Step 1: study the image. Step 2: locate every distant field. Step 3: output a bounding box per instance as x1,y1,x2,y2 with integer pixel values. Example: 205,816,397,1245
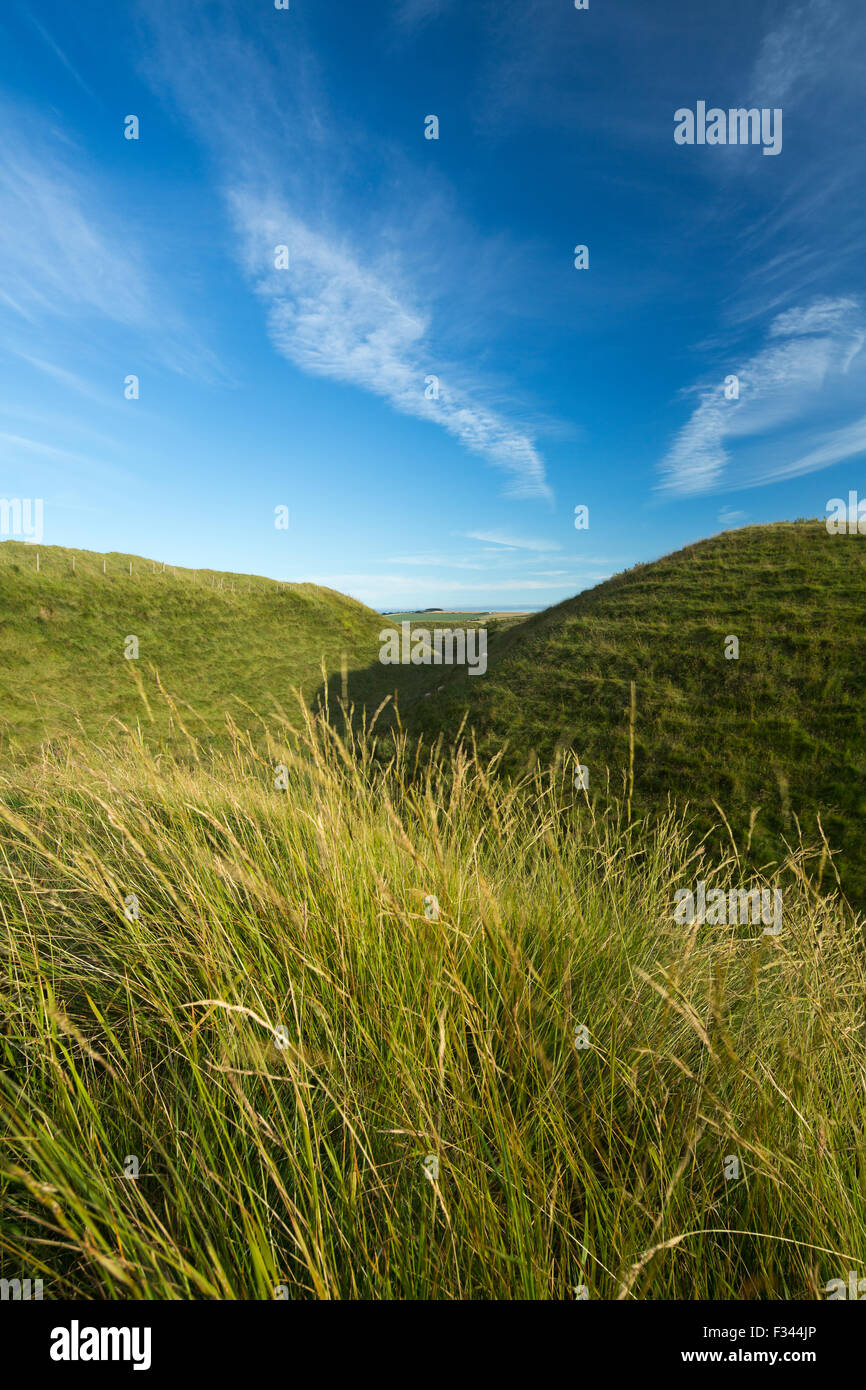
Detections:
381,610,534,626
381,611,487,623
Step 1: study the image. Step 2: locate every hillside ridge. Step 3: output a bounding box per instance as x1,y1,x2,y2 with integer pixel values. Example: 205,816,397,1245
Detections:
399,520,866,900
0,539,382,752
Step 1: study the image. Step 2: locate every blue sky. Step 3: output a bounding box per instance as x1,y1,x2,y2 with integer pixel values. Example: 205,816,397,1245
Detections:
1,0,865,609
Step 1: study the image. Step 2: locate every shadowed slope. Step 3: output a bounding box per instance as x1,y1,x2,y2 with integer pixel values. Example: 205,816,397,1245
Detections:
400,522,866,900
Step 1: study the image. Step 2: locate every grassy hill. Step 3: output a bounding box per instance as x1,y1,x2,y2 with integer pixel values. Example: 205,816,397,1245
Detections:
1,526,865,1300
5,524,866,900
397,521,866,902
0,541,387,753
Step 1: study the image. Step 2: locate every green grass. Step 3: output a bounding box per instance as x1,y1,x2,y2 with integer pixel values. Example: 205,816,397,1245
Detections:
1,522,864,1300
4,522,866,907
0,540,387,753
398,521,866,903
0,702,864,1299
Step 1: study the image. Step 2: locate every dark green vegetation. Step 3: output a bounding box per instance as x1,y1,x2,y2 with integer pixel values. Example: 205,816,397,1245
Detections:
0,541,386,752
396,522,866,903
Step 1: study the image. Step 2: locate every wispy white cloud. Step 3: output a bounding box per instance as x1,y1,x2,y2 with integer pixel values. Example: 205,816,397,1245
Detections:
753,415,866,486
768,298,859,339
658,297,866,495
0,397,124,449
228,190,551,500
0,430,130,485
141,4,554,500
23,11,101,104
393,0,455,31
10,352,114,405
386,553,485,568
0,101,224,383
0,115,152,328
306,572,610,605
749,0,841,106
725,0,866,332
461,528,561,551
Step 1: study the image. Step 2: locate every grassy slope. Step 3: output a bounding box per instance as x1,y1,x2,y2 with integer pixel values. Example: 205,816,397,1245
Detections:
0,713,862,1299
1,530,865,1300
0,541,387,753
400,522,866,901
4,524,866,902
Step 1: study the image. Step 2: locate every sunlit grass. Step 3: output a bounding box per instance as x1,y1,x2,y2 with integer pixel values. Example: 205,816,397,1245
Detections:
1,697,864,1299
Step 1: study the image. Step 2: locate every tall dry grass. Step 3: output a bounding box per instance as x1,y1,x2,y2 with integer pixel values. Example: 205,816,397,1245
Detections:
0,700,863,1299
